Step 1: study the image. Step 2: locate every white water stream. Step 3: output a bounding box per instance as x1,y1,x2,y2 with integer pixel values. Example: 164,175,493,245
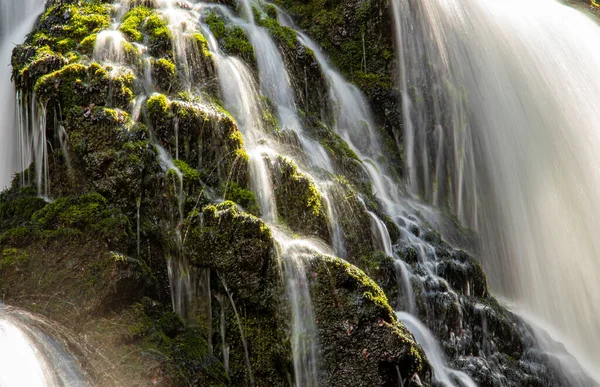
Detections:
0,305,86,386
395,0,600,380
0,0,46,189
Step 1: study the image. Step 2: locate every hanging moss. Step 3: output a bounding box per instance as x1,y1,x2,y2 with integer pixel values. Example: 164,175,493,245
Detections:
223,181,259,216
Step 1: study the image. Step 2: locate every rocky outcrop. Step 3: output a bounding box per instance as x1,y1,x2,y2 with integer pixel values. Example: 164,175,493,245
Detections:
309,256,428,386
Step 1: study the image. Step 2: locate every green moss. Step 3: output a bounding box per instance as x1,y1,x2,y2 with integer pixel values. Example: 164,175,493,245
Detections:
173,160,200,183
255,12,297,49
205,13,255,64
223,181,259,216
273,0,395,104
34,62,134,112
145,95,249,190
12,45,68,91
120,6,173,57
10,1,113,91
60,3,111,41
151,58,177,92
193,32,212,58
273,156,329,239
125,298,230,385
0,248,29,271
79,33,98,55
0,227,31,247
30,193,131,248
146,93,169,121
0,189,47,230
63,105,157,212
120,6,153,42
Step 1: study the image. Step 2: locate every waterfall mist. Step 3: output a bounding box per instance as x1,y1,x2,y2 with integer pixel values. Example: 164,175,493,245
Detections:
395,0,600,380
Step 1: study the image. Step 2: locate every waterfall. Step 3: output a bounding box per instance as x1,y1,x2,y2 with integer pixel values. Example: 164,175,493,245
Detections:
0,0,45,189
201,16,324,385
397,312,477,387
0,305,86,386
394,0,600,381
4,0,596,384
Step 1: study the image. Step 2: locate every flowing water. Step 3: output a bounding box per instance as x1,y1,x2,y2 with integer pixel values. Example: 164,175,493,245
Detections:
394,0,600,380
397,312,477,387
0,0,46,189
3,0,599,384
0,304,86,386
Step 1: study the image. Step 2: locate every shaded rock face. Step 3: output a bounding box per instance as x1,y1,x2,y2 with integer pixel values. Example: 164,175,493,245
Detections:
308,256,428,386
183,202,293,386
370,218,599,387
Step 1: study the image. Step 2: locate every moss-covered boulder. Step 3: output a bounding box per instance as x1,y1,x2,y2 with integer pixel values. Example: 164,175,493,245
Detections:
145,94,249,189
35,62,134,111
12,0,112,90
183,202,275,308
183,201,293,386
60,106,158,213
308,256,429,386
271,156,329,240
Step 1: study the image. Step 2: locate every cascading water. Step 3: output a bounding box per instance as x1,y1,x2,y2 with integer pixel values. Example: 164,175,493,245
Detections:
0,0,46,189
394,0,600,381
5,0,594,384
200,15,324,385
0,304,86,386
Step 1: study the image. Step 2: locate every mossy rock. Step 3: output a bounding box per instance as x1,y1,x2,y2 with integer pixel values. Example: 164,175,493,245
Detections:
120,6,173,58
145,94,249,189
183,202,293,385
151,58,177,92
307,256,429,386
63,106,159,213
123,297,230,386
325,177,377,261
183,202,275,309
271,156,330,240
436,249,488,298
11,0,112,90
205,13,255,66
35,62,134,111
274,0,403,177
